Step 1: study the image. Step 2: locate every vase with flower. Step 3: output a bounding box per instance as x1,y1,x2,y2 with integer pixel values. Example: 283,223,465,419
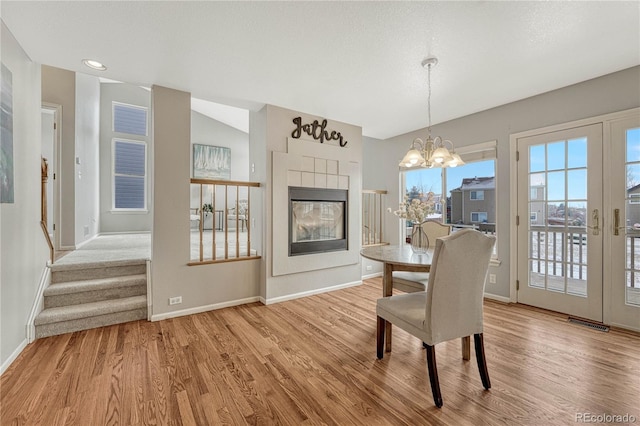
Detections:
390,192,436,253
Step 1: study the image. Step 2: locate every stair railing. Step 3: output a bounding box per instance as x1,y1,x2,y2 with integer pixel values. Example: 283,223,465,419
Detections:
189,178,261,265
362,189,389,247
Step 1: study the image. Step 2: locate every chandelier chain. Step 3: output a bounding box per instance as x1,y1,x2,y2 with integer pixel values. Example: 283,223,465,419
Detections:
427,62,432,137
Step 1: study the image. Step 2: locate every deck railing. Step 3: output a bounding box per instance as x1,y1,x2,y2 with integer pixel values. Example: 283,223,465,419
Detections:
362,189,388,247
528,225,588,280
188,179,261,265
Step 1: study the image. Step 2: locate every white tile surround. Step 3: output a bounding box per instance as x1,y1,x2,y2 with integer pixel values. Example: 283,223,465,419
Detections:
272,138,360,276
287,157,349,190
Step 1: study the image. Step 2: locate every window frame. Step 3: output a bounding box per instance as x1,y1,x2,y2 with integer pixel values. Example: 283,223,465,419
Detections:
470,190,485,200
471,211,488,223
400,140,498,259
111,138,148,212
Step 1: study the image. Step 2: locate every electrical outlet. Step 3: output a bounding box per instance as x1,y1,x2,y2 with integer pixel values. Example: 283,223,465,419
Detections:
489,274,496,284
366,265,373,271
169,296,182,305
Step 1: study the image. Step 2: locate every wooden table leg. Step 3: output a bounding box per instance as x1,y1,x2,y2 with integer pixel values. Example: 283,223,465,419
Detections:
462,336,471,360
383,263,393,352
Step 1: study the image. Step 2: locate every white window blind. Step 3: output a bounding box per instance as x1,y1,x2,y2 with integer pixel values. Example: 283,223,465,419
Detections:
113,140,146,210
113,102,147,136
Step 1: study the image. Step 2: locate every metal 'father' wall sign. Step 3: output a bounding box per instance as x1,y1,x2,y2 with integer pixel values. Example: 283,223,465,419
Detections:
291,117,348,147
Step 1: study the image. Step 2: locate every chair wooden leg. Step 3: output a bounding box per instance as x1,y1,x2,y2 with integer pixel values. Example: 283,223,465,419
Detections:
424,344,443,408
474,333,491,390
376,316,385,359
461,336,471,361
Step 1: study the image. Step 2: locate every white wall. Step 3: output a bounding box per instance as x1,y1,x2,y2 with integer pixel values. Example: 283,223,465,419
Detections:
151,85,260,320
41,65,75,248
99,83,152,233
363,66,640,299
190,110,249,213
74,73,100,244
0,20,48,370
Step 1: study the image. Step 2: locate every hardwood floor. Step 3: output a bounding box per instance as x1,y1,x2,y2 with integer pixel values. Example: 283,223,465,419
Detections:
2,277,639,425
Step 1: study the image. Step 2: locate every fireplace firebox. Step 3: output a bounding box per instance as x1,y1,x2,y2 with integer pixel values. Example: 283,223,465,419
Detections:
289,187,348,256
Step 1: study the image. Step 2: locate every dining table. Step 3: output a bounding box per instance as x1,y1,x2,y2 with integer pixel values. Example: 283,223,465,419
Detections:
360,244,471,359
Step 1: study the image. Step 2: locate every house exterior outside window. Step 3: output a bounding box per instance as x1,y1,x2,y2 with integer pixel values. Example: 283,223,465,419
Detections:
450,177,495,225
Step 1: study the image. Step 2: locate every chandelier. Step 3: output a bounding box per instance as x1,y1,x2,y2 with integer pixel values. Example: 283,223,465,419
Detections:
399,57,464,169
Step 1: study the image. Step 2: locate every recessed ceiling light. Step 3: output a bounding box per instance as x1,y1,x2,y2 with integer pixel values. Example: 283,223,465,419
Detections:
82,59,107,71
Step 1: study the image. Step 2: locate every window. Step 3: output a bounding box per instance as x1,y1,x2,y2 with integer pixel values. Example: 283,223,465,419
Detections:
402,140,498,256
113,102,147,136
113,140,146,210
630,193,640,204
470,190,484,200
530,212,538,221
471,212,488,223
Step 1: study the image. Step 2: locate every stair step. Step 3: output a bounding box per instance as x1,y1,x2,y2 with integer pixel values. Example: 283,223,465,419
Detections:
35,296,147,338
50,259,147,284
44,274,147,308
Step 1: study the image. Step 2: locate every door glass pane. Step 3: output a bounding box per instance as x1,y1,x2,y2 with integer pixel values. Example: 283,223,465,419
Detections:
567,138,587,168
547,141,565,171
529,144,545,173
567,169,587,200
625,127,640,306
547,172,565,202
526,139,587,297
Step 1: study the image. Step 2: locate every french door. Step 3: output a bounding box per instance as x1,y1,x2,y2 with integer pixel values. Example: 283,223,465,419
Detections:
516,110,640,330
606,115,640,331
516,124,603,322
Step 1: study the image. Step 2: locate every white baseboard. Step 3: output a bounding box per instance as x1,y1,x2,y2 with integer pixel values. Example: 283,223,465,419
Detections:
483,292,511,303
262,280,362,305
74,234,98,250
146,260,153,321
150,296,261,321
98,231,151,235
26,264,51,343
59,245,76,251
1,339,28,375
362,272,383,280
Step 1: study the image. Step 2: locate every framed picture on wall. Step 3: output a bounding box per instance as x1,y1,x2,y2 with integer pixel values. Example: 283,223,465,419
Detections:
193,144,231,180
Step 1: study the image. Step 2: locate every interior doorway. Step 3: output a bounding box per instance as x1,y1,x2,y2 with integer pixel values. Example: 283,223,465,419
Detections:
41,103,60,252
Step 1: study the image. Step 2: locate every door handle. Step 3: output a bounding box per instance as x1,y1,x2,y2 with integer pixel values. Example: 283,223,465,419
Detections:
586,209,599,235
614,208,626,236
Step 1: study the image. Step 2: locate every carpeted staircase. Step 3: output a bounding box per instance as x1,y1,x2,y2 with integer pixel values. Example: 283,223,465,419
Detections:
34,259,148,338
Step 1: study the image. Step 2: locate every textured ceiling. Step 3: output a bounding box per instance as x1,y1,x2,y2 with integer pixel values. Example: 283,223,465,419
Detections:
2,1,639,139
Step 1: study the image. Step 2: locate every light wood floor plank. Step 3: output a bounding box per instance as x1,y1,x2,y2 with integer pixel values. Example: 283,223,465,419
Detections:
2,277,639,425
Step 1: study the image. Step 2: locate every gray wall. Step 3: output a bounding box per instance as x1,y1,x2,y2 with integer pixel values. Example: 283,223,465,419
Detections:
99,83,152,233
151,85,260,319
74,73,100,245
0,21,48,370
363,65,640,299
41,65,76,248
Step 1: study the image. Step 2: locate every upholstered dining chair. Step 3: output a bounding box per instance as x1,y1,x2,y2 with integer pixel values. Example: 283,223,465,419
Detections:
392,221,452,293
376,229,496,407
